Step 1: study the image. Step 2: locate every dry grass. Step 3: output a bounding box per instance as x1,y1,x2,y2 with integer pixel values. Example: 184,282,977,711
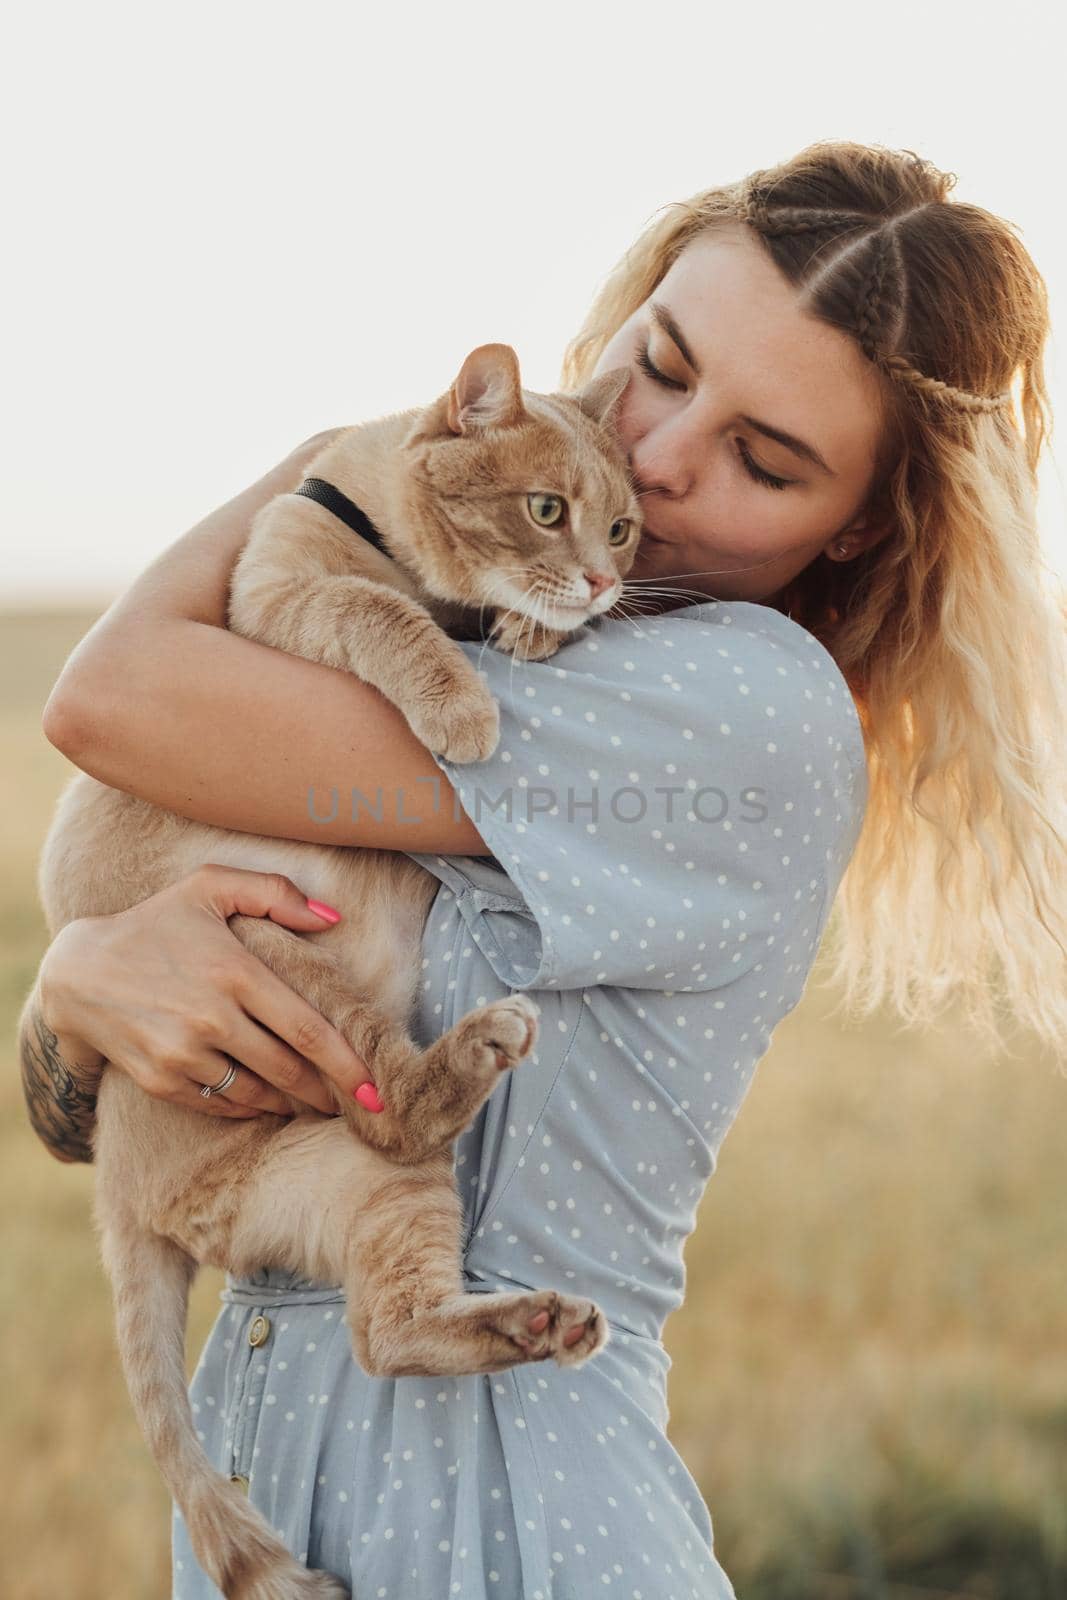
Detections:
2,608,1064,1600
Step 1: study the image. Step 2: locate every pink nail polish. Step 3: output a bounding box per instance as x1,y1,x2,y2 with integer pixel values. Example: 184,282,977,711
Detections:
307,899,341,924
354,1082,384,1114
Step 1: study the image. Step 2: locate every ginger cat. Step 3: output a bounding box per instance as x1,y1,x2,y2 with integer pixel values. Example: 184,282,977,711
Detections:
37,345,640,1599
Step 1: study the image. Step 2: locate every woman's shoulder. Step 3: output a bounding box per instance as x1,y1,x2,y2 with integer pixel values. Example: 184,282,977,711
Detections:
588,598,867,785
604,594,846,681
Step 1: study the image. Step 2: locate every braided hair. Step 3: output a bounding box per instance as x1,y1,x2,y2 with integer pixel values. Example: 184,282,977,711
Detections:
736,175,1014,415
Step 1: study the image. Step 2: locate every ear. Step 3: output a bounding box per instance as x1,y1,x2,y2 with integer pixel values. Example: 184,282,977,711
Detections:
825,513,891,563
573,366,631,430
447,344,526,434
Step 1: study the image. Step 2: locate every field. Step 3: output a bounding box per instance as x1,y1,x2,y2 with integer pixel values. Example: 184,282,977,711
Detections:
1,609,1064,1600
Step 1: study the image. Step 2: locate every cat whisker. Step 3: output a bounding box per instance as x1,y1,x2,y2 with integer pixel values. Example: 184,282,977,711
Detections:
479,604,515,666
627,551,789,583
603,600,654,639
491,578,543,697
610,592,659,614
604,598,655,620
477,572,539,672
622,581,710,597
620,583,714,608
513,603,544,693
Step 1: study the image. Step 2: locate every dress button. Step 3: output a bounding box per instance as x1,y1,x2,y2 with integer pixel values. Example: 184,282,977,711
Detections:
229,1474,250,1494
248,1315,271,1348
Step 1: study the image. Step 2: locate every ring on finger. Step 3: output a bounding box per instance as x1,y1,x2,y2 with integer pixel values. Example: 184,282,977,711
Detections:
200,1059,240,1099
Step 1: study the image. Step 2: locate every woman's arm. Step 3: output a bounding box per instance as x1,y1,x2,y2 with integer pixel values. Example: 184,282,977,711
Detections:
18,977,103,1163
43,432,489,855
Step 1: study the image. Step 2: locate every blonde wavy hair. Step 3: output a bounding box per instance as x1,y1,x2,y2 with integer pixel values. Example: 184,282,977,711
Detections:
561,141,1067,1058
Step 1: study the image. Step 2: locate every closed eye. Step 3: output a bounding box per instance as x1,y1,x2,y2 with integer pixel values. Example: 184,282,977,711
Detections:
735,439,792,491
636,340,686,392
636,338,795,491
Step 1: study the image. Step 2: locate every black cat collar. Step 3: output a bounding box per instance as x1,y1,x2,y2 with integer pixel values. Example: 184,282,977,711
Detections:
293,478,390,558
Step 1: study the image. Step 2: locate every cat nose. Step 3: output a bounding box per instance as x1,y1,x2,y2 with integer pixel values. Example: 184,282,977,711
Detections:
584,570,615,599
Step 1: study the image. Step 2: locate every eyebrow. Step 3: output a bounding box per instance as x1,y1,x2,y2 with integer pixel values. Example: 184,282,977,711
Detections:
648,299,836,477
739,415,835,477
649,301,702,375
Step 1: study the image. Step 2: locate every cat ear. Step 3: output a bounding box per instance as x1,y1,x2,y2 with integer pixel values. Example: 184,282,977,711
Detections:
573,366,632,431
447,344,526,434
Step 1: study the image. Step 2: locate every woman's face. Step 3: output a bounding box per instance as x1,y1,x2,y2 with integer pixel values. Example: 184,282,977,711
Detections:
593,226,890,609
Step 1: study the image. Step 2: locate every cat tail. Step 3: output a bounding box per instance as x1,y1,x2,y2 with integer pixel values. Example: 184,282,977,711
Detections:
94,1204,348,1599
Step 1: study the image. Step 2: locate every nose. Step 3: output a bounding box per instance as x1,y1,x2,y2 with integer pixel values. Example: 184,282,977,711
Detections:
584,570,616,599
631,423,694,501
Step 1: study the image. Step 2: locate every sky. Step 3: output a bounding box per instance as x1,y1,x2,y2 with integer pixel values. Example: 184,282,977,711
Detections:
2,0,1064,605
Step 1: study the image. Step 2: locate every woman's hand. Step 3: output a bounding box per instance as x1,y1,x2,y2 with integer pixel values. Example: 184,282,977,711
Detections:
39,865,375,1120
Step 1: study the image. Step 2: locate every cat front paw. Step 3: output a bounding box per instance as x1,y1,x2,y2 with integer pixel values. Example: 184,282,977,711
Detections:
408,690,500,764
491,613,576,662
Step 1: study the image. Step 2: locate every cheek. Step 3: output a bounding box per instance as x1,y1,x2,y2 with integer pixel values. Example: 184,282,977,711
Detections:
686,476,822,557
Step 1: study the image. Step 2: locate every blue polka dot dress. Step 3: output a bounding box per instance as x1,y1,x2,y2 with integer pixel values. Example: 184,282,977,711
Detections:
172,600,868,1598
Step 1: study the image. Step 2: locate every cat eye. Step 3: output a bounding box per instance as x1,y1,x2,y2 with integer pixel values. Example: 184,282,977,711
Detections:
608,518,632,547
527,492,566,528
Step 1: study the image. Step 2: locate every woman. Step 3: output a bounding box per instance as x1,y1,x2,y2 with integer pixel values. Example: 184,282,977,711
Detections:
21,143,1065,1597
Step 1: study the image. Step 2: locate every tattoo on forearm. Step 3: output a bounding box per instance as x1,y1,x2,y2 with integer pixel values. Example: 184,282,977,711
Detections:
19,1002,99,1164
